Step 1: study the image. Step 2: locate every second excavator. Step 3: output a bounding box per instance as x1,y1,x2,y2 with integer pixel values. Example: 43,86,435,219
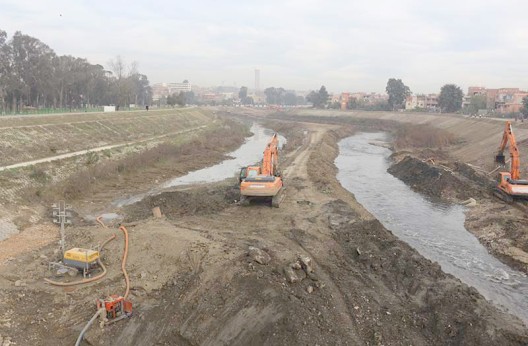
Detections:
494,121,528,202
239,133,284,207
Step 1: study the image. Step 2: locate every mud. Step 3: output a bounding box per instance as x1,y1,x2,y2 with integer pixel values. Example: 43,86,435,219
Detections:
0,111,527,345
389,153,528,274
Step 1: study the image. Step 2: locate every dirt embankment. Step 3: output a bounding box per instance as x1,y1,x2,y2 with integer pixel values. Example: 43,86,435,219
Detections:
234,108,528,274
0,115,527,345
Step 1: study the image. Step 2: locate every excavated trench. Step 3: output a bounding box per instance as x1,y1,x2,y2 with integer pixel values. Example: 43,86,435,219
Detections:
336,132,528,324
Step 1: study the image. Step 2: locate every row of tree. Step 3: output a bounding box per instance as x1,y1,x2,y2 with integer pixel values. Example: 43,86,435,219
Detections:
385,78,464,112
0,30,152,113
237,86,306,106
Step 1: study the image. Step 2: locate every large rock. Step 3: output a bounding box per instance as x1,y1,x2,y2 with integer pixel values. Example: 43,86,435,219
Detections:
283,266,300,283
248,246,271,265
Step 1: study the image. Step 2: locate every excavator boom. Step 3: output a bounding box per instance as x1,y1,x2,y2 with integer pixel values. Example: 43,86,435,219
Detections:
496,121,520,179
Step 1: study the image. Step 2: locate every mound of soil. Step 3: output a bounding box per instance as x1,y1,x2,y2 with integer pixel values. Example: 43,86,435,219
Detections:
388,155,487,201
124,180,240,221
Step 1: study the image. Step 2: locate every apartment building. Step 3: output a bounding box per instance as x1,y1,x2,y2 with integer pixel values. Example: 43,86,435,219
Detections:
405,94,438,110
466,87,528,113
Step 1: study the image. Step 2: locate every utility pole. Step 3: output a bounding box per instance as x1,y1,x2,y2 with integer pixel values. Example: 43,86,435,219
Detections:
52,201,72,255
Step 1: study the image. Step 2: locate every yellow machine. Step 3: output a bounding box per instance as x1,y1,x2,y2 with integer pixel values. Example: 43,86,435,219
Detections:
63,248,100,271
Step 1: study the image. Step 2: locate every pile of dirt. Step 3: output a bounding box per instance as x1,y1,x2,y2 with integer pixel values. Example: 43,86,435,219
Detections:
388,155,488,201
124,180,240,222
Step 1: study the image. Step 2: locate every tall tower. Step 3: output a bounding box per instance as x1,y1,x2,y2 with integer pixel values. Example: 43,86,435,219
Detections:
254,69,261,94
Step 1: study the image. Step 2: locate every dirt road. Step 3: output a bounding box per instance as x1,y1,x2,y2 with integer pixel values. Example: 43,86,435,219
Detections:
0,118,526,345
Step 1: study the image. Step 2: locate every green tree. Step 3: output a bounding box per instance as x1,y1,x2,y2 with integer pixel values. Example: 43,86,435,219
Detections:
318,86,329,106
438,84,464,113
306,91,320,107
264,87,286,104
183,91,195,105
307,85,329,108
283,92,297,106
166,94,175,107
176,91,186,106
464,94,487,115
386,78,410,110
239,86,248,100
348,97,358,109
522,96,528,116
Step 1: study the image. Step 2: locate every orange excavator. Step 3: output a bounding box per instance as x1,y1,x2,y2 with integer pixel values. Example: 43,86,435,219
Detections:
239,133,284,207
494,121,528,202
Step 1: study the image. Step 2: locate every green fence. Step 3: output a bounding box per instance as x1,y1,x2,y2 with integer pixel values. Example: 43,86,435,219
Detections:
1,107,105,116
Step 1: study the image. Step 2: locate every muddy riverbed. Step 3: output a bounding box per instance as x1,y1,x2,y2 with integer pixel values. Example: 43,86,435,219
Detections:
336,132,528,324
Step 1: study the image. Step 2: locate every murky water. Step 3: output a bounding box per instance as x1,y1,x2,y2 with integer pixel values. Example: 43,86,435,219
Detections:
336,132,528,324
114,123,286,206
0,218,18,242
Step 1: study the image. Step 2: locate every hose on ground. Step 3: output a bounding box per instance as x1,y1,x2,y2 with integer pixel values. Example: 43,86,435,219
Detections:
96,215,107,228
44,234,116,287
75,308,105,346
119,225,130,299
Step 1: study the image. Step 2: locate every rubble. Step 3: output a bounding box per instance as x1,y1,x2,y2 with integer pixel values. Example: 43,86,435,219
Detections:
248,246,271,265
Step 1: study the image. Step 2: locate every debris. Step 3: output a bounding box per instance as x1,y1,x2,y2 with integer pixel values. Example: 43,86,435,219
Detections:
283,266,299,283
291,261,302,270
248,246,271,265
299,255,314,273
140,272,147,279
152,207,162,218
307,285,314,294
14,280,26,287
460,198,477,207
356,248,362,256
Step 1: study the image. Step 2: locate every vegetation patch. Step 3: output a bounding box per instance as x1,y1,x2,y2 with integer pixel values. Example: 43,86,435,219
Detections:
28,119,250,201
393,124,456,149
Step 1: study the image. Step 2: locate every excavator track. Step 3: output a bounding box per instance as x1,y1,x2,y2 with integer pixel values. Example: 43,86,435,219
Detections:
493,187,514,203
271,187,285,208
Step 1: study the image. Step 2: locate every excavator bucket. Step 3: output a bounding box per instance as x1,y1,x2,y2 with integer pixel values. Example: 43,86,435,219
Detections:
495,153,506,165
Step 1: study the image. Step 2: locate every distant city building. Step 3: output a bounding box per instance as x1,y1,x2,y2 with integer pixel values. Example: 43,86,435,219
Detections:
151,83,170,101
151,80,191,101
254,69,261,94
168,80,192,94
465,86,528,114
405,94,438,110
340,93,350,110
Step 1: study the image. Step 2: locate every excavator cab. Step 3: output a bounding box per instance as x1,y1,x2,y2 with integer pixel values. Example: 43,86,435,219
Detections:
239,167,247,183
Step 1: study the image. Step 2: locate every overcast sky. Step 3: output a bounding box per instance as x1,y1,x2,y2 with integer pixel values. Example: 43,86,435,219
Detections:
1,0,527,94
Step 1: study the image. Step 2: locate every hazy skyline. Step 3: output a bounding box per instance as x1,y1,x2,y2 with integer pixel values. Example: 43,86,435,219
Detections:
1,0,527,94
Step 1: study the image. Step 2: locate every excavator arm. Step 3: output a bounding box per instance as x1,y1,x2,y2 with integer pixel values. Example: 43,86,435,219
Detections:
261,134,279,176
495,121,521,180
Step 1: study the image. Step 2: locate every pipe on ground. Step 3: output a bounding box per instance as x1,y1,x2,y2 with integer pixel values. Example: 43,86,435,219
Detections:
119,226,130,299
75,308,105,346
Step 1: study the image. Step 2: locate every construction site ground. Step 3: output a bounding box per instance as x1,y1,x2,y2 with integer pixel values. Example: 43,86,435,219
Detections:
0,108,527,345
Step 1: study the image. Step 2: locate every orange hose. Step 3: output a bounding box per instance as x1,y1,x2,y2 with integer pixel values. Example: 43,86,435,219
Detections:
119,226,130,299
44,234,116,287
96,216,107,228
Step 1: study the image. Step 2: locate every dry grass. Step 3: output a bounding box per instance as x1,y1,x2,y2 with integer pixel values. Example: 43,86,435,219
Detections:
30,119,250,201
393,124,456,149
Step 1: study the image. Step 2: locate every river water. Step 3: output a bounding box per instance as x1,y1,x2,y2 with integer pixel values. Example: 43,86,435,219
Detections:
114,123,285,206
335,132,528,324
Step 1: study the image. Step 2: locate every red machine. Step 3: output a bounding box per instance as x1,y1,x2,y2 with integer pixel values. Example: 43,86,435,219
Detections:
96,295,132,324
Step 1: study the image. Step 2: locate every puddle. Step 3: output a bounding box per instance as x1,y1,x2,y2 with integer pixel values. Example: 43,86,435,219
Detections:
0,218,19,241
